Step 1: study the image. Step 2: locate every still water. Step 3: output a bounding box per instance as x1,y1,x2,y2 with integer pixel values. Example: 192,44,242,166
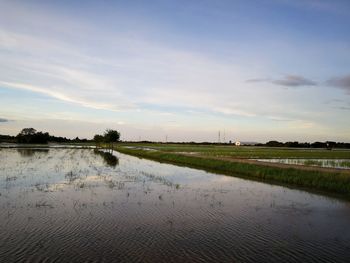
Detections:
253,158,350,169
0,148,350,262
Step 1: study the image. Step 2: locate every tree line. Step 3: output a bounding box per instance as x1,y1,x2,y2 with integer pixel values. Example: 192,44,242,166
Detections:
93,129,120,148
0,128,121,145
256,140,350,149
0,128,92,144
0,128,348,149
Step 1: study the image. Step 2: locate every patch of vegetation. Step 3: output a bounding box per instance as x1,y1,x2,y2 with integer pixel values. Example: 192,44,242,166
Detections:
93,129,120,149
116,146,350,198
119,143,350,159
1,127,92,144
260,140,350,149
65,171,80,183
139,171,180,189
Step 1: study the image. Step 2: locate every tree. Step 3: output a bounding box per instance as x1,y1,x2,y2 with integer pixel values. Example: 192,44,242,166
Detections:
266,140,284,147
93,134,104,147
16,128,50,144
103,129,120,151
19,128,37,136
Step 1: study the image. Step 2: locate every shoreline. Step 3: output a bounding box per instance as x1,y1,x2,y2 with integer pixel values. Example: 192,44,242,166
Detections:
116,146,350,199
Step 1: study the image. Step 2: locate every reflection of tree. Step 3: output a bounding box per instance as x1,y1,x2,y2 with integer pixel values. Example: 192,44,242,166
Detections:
94,149,119,168
17,148,49,157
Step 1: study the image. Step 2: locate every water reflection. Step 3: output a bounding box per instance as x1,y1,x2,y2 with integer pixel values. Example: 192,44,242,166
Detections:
17,148,49,157
94,149,119,168
253,158,350,169
0,148,350,262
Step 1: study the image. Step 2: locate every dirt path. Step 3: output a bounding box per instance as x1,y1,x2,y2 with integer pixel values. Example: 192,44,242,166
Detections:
178,153,350,175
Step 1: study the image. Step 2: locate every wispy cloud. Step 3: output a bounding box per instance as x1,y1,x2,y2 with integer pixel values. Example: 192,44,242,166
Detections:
326,74,350,94
0,0,349,141
334,106,350,111
268,116,293,122
0,81,125,111
245,78,270,83
246,75,317,87
212,107,257,117
272,75,317,87
0,27,266,119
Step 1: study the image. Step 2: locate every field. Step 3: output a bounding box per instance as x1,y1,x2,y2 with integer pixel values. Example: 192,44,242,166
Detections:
2,147,350,261
116,143,350,198
118,143,350,158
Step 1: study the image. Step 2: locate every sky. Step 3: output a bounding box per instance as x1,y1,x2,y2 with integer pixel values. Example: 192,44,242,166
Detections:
0,0,350,142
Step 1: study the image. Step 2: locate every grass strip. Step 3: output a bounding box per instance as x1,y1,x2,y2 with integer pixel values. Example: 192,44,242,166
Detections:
116,146,350,198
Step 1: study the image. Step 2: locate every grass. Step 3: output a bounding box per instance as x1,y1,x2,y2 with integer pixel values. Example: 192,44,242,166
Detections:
115,144,350,198
125,143,350,159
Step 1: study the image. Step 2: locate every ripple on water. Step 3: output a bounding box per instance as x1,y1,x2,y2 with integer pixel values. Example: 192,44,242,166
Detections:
0,148,350,262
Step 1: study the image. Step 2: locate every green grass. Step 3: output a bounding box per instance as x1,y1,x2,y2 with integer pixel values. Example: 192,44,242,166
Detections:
116,144,350,198
120,143,350,159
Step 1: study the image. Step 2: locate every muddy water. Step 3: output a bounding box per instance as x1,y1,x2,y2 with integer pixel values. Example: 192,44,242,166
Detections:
0,148,350,262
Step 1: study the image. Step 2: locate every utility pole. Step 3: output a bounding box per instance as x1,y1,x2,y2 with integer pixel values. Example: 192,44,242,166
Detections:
218,131,221,143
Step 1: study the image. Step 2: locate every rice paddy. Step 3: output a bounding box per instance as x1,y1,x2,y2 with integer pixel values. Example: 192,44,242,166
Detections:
1,146,350,262
117,143,350,197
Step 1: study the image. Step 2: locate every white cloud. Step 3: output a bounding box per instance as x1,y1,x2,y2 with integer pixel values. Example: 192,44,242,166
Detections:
0,0,349,141
0,81,124,111
0,26,265,118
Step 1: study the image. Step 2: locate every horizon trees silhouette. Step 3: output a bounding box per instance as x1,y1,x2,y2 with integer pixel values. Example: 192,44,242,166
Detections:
93,129,120,151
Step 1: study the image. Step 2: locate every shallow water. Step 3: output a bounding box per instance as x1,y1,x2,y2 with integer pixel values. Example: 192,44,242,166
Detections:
0,148,350,262
253,158,350,169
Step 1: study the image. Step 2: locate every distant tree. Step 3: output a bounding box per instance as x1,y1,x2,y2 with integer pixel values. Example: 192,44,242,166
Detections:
266,140,284,147
326,141,336,150
103,129,120,151
32,132,50,144
16,128,49,144
12,128,93,144
298,142,311,148
93,134,104,147
311,141,327,148
285,141,299,148
0,134,16,143
254,141,349,149
19,128,37,136
94,134,104,141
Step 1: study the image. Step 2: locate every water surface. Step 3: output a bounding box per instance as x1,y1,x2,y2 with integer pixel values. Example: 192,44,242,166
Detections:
1,148,350,262
253,158,350,169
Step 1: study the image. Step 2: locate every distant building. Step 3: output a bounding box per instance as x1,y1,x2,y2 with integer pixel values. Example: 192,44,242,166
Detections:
235,141,241,146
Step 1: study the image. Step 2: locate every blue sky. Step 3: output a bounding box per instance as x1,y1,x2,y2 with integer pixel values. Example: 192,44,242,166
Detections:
1,0,350,142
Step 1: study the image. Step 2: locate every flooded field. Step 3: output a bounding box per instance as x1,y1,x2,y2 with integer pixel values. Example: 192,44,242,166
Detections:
1,148,350,262
253,158,350,169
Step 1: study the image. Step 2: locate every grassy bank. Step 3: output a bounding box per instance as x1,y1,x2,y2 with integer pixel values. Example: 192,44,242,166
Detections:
116,145,350,198
118,143,350,159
